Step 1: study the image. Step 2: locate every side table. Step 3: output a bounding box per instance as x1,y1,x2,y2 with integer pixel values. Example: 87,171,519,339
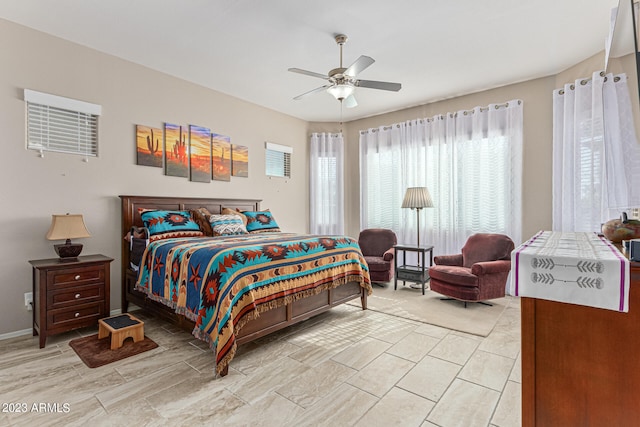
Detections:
394,245,434,295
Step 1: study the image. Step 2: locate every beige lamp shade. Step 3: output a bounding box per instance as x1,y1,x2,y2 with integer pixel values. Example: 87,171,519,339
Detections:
46,214,91,241
46,214,91,260
401,187,434,209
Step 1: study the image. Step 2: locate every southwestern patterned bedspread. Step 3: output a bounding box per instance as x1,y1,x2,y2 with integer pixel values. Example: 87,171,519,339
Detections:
135,233,372,374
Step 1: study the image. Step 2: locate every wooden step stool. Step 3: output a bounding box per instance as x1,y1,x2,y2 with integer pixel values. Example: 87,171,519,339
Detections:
98,313,144,350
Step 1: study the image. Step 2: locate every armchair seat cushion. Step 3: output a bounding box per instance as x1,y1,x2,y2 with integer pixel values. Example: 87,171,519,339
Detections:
429,265,478,287
364,256,392,272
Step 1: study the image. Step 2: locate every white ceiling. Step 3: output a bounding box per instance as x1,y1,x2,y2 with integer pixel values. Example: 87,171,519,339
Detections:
0,0,624,122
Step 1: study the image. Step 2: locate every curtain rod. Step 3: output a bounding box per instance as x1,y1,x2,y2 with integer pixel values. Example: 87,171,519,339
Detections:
456,100,521,117
359,100,522,134
557,71,622,95
310,132,342,138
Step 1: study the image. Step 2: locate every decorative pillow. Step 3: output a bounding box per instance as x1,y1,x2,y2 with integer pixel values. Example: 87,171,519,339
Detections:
221,207,247,225
190,208,213,236
208,214,248,236
141,210,204,241
243,211,281,233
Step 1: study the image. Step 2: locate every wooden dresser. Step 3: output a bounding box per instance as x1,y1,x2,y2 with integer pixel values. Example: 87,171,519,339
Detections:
521,261,640,425
29,254,113,348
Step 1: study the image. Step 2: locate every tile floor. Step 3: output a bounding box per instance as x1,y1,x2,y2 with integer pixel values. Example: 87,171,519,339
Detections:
0,297,521,427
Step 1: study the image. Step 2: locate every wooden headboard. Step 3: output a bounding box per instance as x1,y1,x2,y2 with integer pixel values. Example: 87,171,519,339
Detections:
120,194,260,232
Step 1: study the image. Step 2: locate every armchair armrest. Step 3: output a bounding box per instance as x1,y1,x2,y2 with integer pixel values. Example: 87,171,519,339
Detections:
471,260,511,275
382,247,395,262
434,254,463,266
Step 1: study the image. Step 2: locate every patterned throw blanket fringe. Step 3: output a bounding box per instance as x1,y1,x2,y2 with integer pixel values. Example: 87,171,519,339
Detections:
134,233,371,375
206,273,366,375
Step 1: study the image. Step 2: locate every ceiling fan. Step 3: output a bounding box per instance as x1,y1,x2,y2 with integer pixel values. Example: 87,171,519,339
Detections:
288,34,402,108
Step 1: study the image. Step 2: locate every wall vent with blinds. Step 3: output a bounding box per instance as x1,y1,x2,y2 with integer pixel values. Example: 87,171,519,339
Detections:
24,89,102,158
265,142,292,178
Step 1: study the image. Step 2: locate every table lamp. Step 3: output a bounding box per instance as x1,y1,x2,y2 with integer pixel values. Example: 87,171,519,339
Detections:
401,187,434,248
46,214,91,260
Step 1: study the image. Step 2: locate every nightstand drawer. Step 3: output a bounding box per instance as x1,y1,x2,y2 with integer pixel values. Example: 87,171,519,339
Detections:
48,265,105,288
48,283,105,309
47,302,104,328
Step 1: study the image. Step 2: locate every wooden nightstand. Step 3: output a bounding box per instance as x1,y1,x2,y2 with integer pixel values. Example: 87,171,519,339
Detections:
29,254,113,348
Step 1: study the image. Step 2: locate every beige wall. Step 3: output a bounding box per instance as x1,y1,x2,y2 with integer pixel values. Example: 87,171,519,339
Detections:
0,19,310,336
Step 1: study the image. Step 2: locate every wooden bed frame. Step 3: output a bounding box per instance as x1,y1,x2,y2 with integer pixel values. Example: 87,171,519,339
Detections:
120,195,367,374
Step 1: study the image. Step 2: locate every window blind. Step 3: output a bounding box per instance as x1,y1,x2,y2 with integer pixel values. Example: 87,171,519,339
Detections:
265,142,292,178
24,89,101,157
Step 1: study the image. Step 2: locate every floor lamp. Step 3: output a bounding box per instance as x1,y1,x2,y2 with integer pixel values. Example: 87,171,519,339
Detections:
401,186,434,248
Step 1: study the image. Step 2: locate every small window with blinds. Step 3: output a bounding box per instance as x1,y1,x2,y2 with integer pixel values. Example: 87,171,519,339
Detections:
24,89,102,158
265,142,292,178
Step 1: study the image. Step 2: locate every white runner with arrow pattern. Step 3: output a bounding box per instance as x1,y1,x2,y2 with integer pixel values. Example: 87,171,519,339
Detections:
510,231,629,312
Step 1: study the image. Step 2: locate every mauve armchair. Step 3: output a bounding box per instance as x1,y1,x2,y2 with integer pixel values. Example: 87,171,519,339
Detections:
358,229,397,283
428,233,514,306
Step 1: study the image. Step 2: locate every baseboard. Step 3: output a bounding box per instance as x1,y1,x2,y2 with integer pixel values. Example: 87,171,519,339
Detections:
0,328,32,340
0,308,123,341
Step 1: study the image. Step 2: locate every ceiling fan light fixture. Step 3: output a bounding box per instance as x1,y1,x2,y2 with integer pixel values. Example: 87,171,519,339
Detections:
327,83,355,100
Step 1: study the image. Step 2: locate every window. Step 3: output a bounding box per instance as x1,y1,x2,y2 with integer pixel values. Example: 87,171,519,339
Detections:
24,89,101,158
552,72,640,232
265,142,292,178
360,101,523,254
310,132,344,235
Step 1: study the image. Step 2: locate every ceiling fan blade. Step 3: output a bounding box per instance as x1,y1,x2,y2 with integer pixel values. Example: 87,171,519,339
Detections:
343,94,358,108
293,85,331,100
356,79,402,92
288,68,329,80
345,55,375,77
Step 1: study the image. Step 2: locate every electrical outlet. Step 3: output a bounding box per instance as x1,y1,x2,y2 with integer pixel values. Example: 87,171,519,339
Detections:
24,292,33,311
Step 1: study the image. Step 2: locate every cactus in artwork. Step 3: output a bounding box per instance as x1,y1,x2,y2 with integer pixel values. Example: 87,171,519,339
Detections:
173,134,187,163
146,129,159,155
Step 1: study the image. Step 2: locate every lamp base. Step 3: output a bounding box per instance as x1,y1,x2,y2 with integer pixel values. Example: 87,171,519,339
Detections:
54,241,83,261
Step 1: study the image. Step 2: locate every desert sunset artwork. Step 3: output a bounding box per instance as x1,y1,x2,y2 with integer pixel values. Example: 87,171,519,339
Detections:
231,144,249,177
164,123,188,178
189,125,211,183
136,125,163,167
211,133,231,181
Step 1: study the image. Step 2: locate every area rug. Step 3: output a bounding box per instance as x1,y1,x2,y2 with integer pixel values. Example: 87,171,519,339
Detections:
69,334,158,368
349,283,512,336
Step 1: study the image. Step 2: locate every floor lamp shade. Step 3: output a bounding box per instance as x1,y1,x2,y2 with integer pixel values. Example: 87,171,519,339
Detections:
401,187,434,248
401,187,434,210
46,214,91,259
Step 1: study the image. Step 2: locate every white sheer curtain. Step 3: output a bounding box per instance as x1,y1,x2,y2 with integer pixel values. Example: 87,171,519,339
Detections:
553,72,640,232
360,100,523,255
310,132,344,235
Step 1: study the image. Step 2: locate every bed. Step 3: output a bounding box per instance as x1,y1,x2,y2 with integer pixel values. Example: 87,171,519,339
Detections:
120,195,371,375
